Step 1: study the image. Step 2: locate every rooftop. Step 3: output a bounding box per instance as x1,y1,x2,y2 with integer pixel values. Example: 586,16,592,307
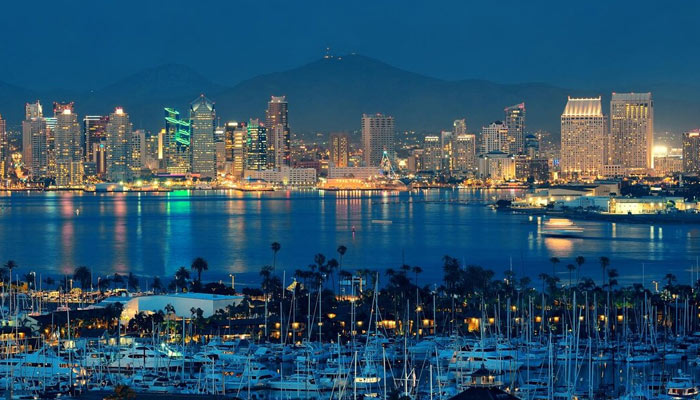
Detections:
562,97,603,117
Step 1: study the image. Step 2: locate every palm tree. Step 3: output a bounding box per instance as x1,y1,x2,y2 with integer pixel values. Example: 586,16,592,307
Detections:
3,260,18,283
174,267,190,292
191,257,208,283
271,242,281,271
599,257,610,288
151,276,163,294
127,272,139,291
549,257,560,280
73,266,91,289
412,266,423,286
112,273,124,289
575,256,585,283
566,264,576,287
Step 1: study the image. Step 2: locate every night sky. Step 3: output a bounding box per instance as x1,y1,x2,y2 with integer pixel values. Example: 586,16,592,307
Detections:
2,1,698,90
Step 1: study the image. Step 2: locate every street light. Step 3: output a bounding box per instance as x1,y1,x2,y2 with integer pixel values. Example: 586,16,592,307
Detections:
229,274,235,292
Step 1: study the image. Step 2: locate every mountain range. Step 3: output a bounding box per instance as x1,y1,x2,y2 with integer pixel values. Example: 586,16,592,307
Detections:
1,54,698,140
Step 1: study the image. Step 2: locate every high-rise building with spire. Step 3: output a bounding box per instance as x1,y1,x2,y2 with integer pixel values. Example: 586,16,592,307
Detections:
189,95,216,178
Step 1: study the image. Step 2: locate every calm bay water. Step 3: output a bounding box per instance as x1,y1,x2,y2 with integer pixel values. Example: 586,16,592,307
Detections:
0,189,699,287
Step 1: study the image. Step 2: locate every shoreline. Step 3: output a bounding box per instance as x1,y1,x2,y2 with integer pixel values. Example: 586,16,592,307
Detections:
508,207,700,224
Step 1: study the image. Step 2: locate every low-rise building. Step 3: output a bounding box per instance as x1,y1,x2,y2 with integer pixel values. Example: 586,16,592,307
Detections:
243,166,317,186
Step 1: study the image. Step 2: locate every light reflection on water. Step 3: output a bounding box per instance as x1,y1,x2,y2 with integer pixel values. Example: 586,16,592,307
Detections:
0,189,699,285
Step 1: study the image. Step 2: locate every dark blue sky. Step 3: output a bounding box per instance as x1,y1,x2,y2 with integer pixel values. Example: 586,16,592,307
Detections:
2,1,698,90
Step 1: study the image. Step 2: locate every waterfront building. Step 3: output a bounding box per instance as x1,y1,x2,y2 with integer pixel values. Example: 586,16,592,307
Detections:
189,95,216,179
163,108,191,174
422,135,442,171
362,113,394,166
477,151,516,181
480,121,509,154
515,156,549,182
329,133,349,167
54,105,83,186
653,154,683,176
683,129,700,174
244,166,317,186
504,103,526,154
560,97,607,177
245,119,267,171
609,92,653,173
328,166,382,180
266,96,290,168
131,129,147,177
105,107,132,182
104,292,244,321
225,121,247,179
22,101,47,177
452,134,477,172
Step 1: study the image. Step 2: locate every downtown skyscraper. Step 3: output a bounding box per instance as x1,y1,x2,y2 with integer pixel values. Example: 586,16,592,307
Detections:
504,103,526,154
245,119,267,171
609,92,653,172
480,121,509,154
361,113,394,167
54,103,83,186
163,108,191,174
683,129,700,174
22,101,47,177
189,95,216,179
329,133,349,168
265,96,290,169
560,97,607,177
105,107,132,182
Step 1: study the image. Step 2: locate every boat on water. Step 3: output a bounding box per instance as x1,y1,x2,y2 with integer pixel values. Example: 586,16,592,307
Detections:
541,218,584,238
666,372,699,399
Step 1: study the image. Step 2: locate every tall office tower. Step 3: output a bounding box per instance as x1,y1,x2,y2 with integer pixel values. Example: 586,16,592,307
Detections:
214,125,226,173
45,116,57,177
245,119,267,171
361,113,394,166
131,129,147,176
22,101,47,177
189,95,216,179
440,130,453,170
231,122,247,178
609,92,653,171
83,115,108,162
560,97,607,177
163,108,191,174
452,134,477,172
480,121,509,154
423,135,442,171
104,107,132,182
54,106,83,186
265,96,290,168
453,119,467,135
504,103,526,154
224,122,237,163
683,129,700,174
329,133,349,167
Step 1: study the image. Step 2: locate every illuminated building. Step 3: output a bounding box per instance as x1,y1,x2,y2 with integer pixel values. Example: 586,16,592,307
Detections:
131,129,147,177
22,101,47,177
560,97,607,177
328,166,382,180
524,134,540,158
362,113,394,166
329,133,349,167
224,121,247,178
54,106,83,186
515,156,549,182
452,134,476,172
480,121,509,154
609,92,653,172
0,114,6,162
683,129,700,174
189,95,216,179
215,125,225,173
244,166,316,186
477,151,516,181
422,135,442,171
105,107,132,182
266,96,290,168
163,108,191,174
504,103,525,154
453,118,467,135
83,115,108,162
245,119,267,171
